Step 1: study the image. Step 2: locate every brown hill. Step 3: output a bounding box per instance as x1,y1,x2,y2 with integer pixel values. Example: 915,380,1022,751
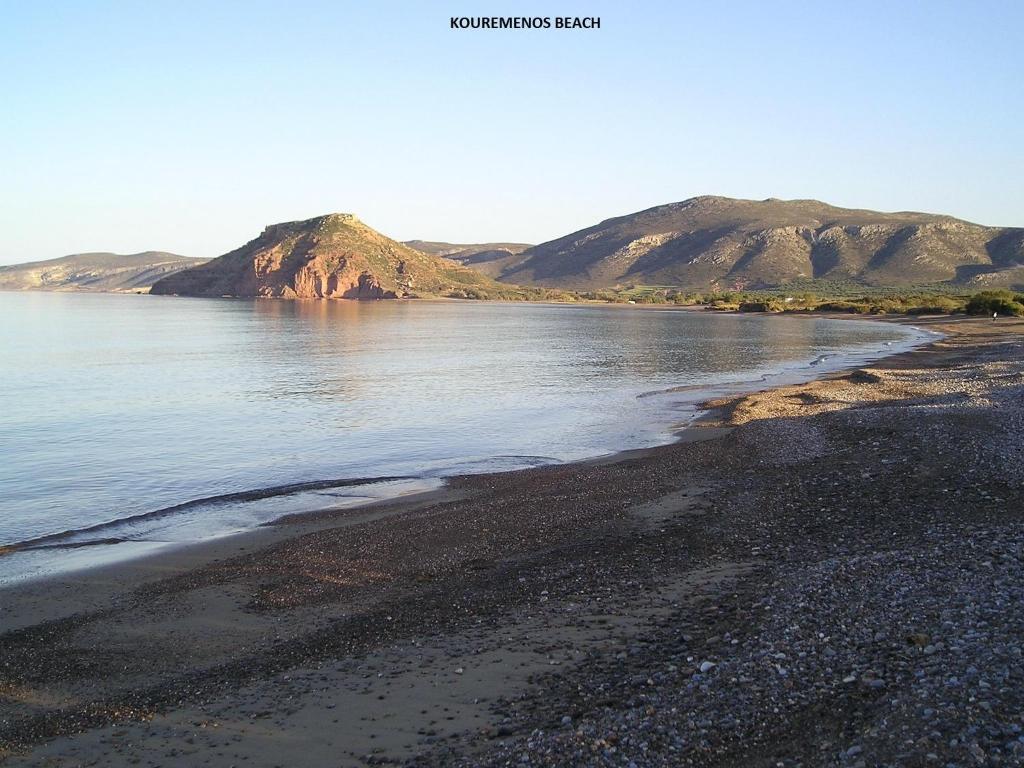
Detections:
496,197,1024,290
0,252,205,293
151,214,499,299
404,241,532,279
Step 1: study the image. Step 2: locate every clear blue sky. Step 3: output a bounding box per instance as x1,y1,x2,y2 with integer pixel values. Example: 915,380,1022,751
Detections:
1,0,1021,264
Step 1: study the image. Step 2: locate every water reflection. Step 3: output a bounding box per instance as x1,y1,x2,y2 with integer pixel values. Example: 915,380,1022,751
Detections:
0,293,919,550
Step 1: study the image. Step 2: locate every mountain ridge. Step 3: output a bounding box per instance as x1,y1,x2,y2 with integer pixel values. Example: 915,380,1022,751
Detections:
493,196,1024,290
403,240,532,279
0,252,206,293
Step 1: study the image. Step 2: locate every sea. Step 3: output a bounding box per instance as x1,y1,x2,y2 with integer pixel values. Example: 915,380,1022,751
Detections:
0,292,931,583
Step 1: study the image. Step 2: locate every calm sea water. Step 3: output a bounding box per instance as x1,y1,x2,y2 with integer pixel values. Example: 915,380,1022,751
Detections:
0,292,926,581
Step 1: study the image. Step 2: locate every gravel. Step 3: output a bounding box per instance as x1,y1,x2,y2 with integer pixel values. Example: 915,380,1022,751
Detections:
416,323,1024,767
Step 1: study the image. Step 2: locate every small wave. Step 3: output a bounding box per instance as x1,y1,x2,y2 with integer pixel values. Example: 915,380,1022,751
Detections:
20,537,130,551
638,323,929,402
3,474,414,554
638,368,779,400
421,455,560,476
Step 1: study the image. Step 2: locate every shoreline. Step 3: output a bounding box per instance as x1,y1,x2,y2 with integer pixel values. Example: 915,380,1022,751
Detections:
1,315,1021,767
5,282,997,321
0,312,930,589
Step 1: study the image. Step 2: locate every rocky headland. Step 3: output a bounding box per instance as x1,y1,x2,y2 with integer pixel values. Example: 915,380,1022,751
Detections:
150,214,499,300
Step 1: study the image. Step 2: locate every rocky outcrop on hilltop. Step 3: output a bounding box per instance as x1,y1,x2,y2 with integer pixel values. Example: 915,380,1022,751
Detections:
151,214,497,299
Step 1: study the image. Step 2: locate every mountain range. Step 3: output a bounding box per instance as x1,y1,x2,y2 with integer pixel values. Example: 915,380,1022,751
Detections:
492,196,1024,290
7,197,1023,298
150,214,498,299
403,241,532,279
0,252,205,293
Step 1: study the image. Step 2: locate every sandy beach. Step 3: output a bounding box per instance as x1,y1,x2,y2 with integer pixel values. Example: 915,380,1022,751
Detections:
1,315,1022,768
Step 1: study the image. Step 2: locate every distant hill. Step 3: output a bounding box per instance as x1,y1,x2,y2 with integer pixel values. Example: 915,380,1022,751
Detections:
494,196,1024,291
0,252,205,293
152,214,502,299
404,240,532,279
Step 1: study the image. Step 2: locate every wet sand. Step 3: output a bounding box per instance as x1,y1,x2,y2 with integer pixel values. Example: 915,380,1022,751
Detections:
1,315,1022,767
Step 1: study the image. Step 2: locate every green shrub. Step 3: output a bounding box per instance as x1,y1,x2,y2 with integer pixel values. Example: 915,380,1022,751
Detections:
814,301,871,314
964,291,1024,317
738,299,784,312
903,296,962,315
634,292,668,304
